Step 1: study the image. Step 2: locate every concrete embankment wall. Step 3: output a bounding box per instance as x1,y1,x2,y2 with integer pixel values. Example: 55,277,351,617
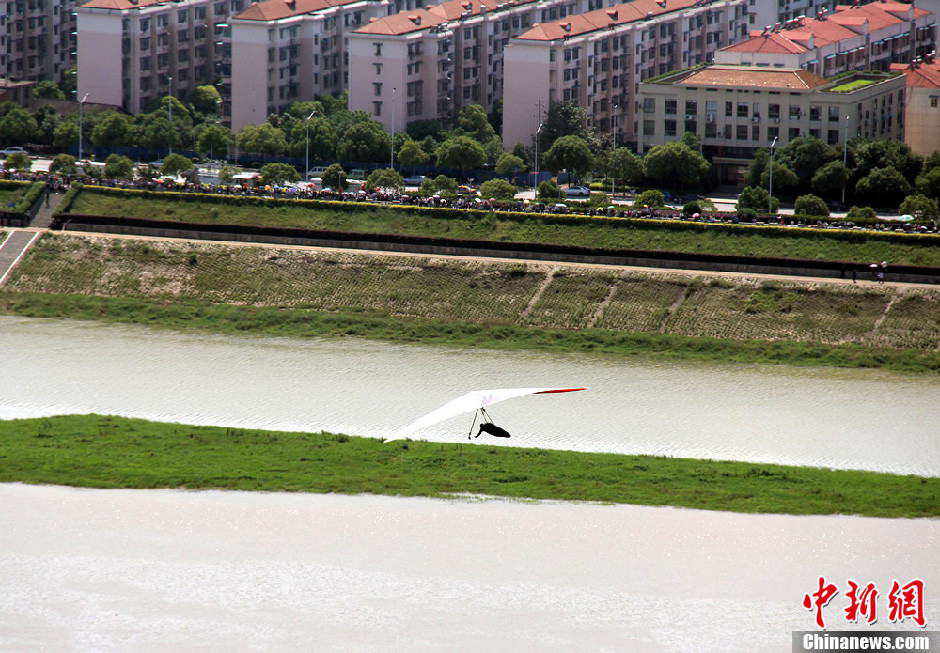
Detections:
55,214,940,285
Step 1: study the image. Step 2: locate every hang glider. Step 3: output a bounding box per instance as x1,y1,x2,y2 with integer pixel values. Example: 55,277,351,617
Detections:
388,387,587,442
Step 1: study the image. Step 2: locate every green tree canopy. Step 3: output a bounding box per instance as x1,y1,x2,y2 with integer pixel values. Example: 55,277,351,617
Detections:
811,161,850,199
321,163,347,191
406,119,444,141
851,139,922,183
236,123,288,156
195,124,232,158
777,136,835,186
397,138,429,169
606,147,644,185
287,116,336,161
494,153,525,176
336,121,390,163
915,166,940,199
899,194,939,222
541,135,593,177
436,135,486,172
478,178,517,200
191,85,222,114
846,206,877,220
794,194,830,217
737,186,779,213
162,153,194,177
260,162,300,185
285,100,324,121
644,142,709,189
32,80,65,100
633,189,666,208
0,107,38,145
137,115,180,152
759,162,799,195
457,104,497,144
53,120,79,149
103,153,135,179
537,180,560,200
539,101,592,154
679,131,701,150
90,111,133,147
855,166,911,207
365,167,404,191
49,153,77,175
5,151,31,171
218,165,237,185
745,149,770,188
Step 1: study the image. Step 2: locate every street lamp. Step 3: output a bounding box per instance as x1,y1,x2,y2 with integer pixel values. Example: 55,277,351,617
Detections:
841,115,850,206
768,135,778,215
533,97,545,197
390,87,397,170
611,102,619,196
166,75,174,156
78,93,89,163
304,109,317,180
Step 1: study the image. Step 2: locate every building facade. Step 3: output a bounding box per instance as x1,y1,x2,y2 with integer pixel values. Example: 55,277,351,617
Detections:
348,0,605,135
76,0,243,116
890,56,940,155
636,65,906,181
501,0,750,149
0,0,77,82
718,1,935,77
230,0,392,130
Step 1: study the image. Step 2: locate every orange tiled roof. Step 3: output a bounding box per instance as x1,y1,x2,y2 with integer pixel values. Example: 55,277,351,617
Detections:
81,0,166,9
516,0,700,41
355,0,538,35
890,60,940,88
235,0,362,21
680,66,828,89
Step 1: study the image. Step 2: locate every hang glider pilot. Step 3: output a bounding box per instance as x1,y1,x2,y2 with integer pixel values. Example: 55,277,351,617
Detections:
476,422,511,438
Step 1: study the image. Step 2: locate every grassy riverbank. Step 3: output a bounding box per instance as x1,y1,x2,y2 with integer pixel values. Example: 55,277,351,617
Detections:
2,234,938,372
68,188,940,266
2,415,937,517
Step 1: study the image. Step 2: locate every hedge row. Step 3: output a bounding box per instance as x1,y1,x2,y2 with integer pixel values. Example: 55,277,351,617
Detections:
76,185,940,246
54,182,83,217
12,182,46,215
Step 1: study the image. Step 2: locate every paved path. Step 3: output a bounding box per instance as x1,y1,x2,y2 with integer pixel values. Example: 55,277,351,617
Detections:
0,230,40,286
29,190,65,229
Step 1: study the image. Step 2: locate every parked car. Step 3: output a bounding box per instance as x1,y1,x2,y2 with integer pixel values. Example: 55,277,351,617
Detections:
403,175,426,186
0,147,27,158
564,186,590,197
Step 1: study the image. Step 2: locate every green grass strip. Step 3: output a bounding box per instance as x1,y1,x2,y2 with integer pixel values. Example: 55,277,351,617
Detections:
1,291,938,374
2,415,937,518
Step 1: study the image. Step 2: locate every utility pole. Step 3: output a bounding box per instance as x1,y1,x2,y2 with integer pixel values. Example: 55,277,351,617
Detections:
78,93,89,162
768,136,778,214
390,87,397,170
533,97,543,197
304,109,316,180
611,102,619,196
841,115,849,206
167,76,174,156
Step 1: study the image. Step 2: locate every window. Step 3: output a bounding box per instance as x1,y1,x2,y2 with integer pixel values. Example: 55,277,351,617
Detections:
724,101,732,117
372,101,382,116
373,63,382,75
737,102,748,118
664,119,677,136
373,82,382,95
685,100,697,116
828,106,839,122
665,99,677,115
768,103,779,119
723,124,732,139
643,119,654,136
752,125,759,140
931,96,939,108
789,105,801,120
373,42,382,56
643,98,655,113
788,127,800,139
767,126,779,140
827,129,839,145
736,125,748,140
178,9,188,23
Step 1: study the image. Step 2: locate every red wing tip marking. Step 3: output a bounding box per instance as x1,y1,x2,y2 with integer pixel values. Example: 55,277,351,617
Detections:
534,388,587,394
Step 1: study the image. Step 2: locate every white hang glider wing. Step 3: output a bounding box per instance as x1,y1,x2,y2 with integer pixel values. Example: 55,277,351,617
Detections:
389,387,587,441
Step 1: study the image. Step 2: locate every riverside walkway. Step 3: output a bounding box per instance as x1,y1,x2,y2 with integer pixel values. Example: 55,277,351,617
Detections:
0,230,41,286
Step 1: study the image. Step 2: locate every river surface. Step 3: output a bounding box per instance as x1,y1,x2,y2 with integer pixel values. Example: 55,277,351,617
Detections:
1,484,936,652
1,316,938,475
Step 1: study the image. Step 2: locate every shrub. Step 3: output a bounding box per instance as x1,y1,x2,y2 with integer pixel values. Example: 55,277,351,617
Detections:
103,154,134,180
259,162,300,186
794,194,830,218
587,191,611,209
899,194,939,223
737,186,779,213
682,200,701,217
321,163,347,191
846,206,877,221
634,189,665,208
4,151,31,171
365,168,404,191
478,178,517,200
162,153,195,178
537,180,560,200
49,153,77,176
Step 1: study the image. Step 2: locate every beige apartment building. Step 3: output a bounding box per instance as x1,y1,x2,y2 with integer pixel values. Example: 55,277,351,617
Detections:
230,0,392,129
636,65,905,182
77,0,243,115
347,0,605,134
717,1,935,77
501,0,750,149
890,57,940,155
1,0,77,82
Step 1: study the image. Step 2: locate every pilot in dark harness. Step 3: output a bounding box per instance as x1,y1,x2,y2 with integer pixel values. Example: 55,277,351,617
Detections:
472,408,511,439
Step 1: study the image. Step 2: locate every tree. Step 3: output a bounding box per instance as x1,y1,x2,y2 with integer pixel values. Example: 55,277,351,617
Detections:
218,165,237,185
924,151,940,173
777,136,835,186
236,123,287,155
137,116,179,152
679,131,701,151
285,100,324,121
287,117,336,161
915,166,940,199
759,162,799,196
436,135,486,173
406,119,444,141
541,135,593,178
811,161,850,199
495,153,525,177
846,206,877,221
157,95,191,122
321,163,347,191
53,121,79,149
478,178,517,200
511,142,530,167
260,162,300,185
457,104,497,144
899,194,939,222
4,151,31,171
32,80,65,100
365,167,404,191
49,153,77,175
195,124,232,159
162,153,194,177
587,191,611,208
103,153,135,179
422,175,459,196
537,180,560,200
682,201,701,217
737,186,779,213
0,107,38,145
336,121,390,163
191,85,222,114
90,111,132,147
606,147,644,186
794,194,830,217
633,189,665,208
855,166,911,207
644,142,710,189
851,139,922,183
745,149,770,188
397,138,429,170
539,101,592,153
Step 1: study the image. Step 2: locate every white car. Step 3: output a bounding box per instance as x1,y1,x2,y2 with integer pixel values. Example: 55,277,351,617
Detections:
564,186,590,197
0,147,27,158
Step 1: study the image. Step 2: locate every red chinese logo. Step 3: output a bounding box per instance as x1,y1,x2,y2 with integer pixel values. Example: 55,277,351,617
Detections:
803,577,926,629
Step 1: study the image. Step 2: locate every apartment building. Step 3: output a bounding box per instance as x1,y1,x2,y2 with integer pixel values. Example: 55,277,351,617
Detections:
348,0,604,134
636,65,905,181
890,55,940,155
230,0,391,129
501,0,749,149
718,1,935,77
0,0,77,82
77,0,243,115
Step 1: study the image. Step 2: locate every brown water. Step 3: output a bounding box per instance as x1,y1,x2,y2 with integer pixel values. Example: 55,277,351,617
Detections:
1,316,938,475
0,484,936,651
